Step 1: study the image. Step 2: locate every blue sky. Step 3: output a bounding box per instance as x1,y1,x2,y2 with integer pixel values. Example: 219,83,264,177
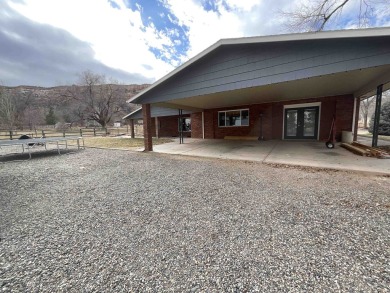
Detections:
1,0,389,86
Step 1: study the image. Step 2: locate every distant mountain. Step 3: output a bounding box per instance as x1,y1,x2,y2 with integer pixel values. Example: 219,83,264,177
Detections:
2,84,150,105
0,84,150,129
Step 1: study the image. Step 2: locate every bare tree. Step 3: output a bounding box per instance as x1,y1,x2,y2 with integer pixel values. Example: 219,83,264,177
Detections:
10,90,35,129
23,107,45,130
281,0,387,32
360,90,390,129
360,96,375,129
63,71,127,128
0,87,16,130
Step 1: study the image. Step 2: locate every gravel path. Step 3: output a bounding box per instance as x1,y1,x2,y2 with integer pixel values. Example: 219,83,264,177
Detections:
1,148,389,292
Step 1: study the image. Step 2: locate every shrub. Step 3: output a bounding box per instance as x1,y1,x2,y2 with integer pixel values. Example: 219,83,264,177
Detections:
369,101,390,135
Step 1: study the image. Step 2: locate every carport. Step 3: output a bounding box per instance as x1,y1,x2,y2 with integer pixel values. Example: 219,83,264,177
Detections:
126,28,390,152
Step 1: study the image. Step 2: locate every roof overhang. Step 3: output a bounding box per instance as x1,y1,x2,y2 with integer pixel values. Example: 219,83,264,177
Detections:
149,65,390,110
128,27,390,105
123,106,193,120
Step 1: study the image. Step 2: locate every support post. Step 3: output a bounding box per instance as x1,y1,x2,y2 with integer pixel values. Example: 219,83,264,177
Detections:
142,104,153,151
130,119,135,139
353,98,360,142
372,84,383,147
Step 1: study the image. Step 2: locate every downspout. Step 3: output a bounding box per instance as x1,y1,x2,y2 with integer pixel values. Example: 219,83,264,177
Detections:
202,111,205,139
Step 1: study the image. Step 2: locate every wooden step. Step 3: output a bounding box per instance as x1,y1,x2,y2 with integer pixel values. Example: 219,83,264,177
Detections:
340,143,369,156
351,142,389,158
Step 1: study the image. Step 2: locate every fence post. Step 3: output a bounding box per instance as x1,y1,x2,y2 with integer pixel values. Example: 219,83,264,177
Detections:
93,128,96,136
9,131,13,140
63,130,66,137
42,130,45,138
35,129,37,137
80,129,83,137
105,128,108,135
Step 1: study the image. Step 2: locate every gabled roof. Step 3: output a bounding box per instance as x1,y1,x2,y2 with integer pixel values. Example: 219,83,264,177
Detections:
128,27,390,105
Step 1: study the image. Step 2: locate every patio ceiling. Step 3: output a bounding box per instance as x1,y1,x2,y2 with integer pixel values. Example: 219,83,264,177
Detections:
154,65,390,111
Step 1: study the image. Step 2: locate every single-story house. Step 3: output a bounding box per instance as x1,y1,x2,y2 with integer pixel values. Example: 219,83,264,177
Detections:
125,27,390,151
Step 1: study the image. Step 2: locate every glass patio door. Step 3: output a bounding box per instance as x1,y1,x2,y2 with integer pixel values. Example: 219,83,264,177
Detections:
284,106,319,139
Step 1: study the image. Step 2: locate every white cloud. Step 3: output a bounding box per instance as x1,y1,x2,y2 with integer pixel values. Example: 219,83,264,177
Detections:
8,0,175,81
5,0,389,86
162,0,245,59
161,0,292,60
224,0,259,12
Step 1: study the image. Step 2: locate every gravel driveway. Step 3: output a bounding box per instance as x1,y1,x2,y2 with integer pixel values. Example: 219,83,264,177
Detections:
1,149,389,292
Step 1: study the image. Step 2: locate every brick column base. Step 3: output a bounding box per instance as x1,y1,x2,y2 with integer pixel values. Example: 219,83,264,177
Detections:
142,104,153,151
130,119,135,139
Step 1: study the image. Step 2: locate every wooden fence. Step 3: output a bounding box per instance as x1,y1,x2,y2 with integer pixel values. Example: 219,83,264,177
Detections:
0,126,135,140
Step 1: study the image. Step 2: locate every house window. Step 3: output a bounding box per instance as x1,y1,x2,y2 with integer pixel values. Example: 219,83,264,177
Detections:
179,117,191,132
218,109,249,127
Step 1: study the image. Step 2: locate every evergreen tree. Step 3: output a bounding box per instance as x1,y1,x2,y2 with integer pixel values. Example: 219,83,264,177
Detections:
45,106,57,125
369,101,390,135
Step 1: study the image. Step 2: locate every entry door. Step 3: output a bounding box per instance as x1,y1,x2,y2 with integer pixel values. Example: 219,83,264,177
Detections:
284,106,319,139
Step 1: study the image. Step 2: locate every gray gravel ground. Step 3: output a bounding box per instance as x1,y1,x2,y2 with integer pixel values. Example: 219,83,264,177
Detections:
0,148,389,292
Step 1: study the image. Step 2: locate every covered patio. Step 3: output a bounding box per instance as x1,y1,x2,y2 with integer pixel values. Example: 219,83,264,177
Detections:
139,138,390,175
126,28,390,153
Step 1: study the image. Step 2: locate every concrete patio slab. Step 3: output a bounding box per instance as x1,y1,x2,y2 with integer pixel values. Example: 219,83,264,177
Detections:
144,138,390,175
264,141,390,174
151,138,275,162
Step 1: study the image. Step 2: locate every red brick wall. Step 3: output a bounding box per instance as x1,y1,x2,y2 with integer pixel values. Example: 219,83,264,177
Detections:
353,98,360,141
189,94,354,141
271,103,283,139
151,119,156,137
335,95,355,141
155,115,191,137
191,112,203,138
158,116,178,137
204,111,215,139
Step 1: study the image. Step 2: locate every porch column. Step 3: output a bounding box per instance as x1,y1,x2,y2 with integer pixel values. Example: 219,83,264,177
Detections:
130,119,135,139
155,117,159,138
142,104,153,151
372,84,383,147
353,98,360,142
